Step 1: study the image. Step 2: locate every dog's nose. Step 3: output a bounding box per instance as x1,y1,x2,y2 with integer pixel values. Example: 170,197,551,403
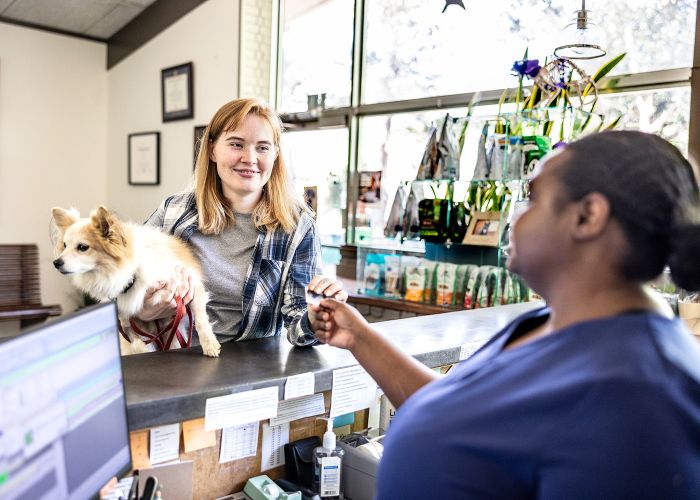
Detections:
53,258,64,269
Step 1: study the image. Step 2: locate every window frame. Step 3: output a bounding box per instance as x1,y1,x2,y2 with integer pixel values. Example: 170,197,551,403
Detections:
274,0,700,245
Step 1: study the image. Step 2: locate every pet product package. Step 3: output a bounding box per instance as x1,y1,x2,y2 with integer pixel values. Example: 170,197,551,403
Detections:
435,262,459,306
463,265,484,309
404,261,428,302
422,260,439,303
363,253,385,296
402,184,421,239
521,135,552,178
384,183,408,238
472,123,491,180
416,126,438,180
383,255,402,298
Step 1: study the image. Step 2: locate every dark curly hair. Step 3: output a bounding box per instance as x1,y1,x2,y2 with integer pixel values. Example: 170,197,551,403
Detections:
558,130,700,291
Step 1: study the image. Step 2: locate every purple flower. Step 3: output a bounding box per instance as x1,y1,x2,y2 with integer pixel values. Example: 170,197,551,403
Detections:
512,59,541,78
553,141,567,149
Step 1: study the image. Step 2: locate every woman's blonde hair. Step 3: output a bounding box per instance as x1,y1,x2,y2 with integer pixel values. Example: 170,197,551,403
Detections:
194,98,306,234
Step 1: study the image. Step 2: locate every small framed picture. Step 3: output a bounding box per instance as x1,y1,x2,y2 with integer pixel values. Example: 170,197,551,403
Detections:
462,211,502,247
128,132,160,185
193,125,207,168
161,62,193,122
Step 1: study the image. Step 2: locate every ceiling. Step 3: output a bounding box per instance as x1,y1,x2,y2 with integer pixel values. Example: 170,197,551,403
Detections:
0,0,158,40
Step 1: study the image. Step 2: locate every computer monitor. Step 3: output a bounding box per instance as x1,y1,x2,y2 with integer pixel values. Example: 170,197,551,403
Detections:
0,302,131,500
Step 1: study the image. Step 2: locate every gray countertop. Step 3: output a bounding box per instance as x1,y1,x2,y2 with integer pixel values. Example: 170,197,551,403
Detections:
122,301,542,430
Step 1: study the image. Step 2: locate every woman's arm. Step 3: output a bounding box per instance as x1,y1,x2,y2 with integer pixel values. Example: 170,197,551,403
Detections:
311,299,438,409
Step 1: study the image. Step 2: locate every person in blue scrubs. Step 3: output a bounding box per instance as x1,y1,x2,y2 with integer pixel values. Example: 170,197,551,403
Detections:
311,130,700,499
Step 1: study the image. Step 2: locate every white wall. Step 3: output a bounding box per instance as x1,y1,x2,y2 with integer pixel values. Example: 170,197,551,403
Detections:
107,0,239,222
0,23,108,319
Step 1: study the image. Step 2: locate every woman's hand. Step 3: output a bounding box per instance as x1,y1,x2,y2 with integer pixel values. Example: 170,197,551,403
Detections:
307,275,348,302
306,276,348,335
136,266,194,321
309,299,369,350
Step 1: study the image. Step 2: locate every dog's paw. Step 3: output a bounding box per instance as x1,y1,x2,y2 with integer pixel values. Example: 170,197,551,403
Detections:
201,337,221,357
130,336,149,354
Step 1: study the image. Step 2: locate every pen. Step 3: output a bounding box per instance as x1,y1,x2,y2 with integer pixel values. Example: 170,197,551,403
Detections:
127,473,139,500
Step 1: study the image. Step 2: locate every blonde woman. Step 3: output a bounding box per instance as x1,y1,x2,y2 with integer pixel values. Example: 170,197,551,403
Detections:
138,98,346,346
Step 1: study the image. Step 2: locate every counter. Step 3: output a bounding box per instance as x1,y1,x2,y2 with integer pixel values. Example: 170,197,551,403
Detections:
123,301,541,430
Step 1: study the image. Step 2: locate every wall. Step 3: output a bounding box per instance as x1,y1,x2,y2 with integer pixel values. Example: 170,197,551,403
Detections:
106,0,239,222
0,22,108,321
239,0,274,103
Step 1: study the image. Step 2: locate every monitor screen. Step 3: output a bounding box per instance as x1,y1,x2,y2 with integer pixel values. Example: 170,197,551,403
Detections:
0,302,131,500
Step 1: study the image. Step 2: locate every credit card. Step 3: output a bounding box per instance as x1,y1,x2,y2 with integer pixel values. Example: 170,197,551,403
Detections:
305,287,324,306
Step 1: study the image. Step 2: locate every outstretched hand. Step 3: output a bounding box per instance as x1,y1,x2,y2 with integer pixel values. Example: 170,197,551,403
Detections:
310,299,369,350
137,266,194,321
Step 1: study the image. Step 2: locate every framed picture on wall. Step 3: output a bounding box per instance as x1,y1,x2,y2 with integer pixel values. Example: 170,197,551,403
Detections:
161,62,193,122
128,132,160,185
462,211,502,247
193,125,207,169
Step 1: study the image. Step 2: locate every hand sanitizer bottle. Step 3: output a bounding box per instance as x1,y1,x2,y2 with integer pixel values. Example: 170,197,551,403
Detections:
312,417,345,499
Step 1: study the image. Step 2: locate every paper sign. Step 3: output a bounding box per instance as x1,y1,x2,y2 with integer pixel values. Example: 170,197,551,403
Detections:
285,372,315,400
270,393,326,426
182,417,216,453
205,386,279,431
150,423,180,465
330,365,378,418
459,338,489,361
261,422,290,471
129,430,151,470
219,423,259,464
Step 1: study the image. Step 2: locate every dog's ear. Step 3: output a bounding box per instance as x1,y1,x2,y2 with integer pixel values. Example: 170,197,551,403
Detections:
51,207,79,232
91,206,127,245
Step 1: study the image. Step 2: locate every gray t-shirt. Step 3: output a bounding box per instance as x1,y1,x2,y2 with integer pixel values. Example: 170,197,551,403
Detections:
189,213,259,337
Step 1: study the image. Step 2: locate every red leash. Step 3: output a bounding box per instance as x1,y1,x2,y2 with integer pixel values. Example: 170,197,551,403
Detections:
119,295,194,351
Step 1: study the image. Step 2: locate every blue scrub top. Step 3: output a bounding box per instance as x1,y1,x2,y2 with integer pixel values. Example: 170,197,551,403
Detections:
376,307,700,499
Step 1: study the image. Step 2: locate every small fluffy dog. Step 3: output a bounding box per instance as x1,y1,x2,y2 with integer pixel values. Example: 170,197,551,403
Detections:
51,206,221,357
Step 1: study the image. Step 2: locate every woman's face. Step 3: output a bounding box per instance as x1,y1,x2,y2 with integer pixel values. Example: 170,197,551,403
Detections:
506,152,573,292
210,114,277,204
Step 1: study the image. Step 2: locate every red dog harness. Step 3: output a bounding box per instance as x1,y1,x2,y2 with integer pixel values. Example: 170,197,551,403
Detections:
119,295,194,351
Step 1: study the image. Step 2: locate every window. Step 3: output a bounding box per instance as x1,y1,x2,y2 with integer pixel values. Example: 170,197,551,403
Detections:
279,0,354,113
276,0,698,246
595,87,691,154
281,128,348,246
363,0,696,104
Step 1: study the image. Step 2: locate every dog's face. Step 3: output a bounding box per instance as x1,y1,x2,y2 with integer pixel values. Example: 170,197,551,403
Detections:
51,206,131,275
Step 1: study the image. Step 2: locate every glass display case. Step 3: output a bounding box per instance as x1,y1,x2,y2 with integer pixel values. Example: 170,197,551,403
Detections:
352,108,603,311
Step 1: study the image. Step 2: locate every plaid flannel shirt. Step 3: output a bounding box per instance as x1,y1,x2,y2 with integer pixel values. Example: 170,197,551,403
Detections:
145,192,320,346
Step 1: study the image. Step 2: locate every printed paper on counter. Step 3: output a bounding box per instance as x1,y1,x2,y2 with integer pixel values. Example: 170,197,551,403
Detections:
459,338,489,361
149,423,180,465
205,386,279,431
261,422,290,471
330,365,378,418
219,422,259,464
269,393,326,426
284,372,315,400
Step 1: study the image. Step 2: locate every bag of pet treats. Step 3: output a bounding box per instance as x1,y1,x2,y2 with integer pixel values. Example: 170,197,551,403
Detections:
422,259,439,303
404,261,427,302
363,253,385,296
435,262,459,306
463,265,483,309
500,269,514,305
490,135,523,180
384,255,402,298
521,135,552,178
416,126,438,180
384,183,408,238
454,264,474,306
402,184,421,239
474,266,498,308
472,123,491,180
435,114,461,180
